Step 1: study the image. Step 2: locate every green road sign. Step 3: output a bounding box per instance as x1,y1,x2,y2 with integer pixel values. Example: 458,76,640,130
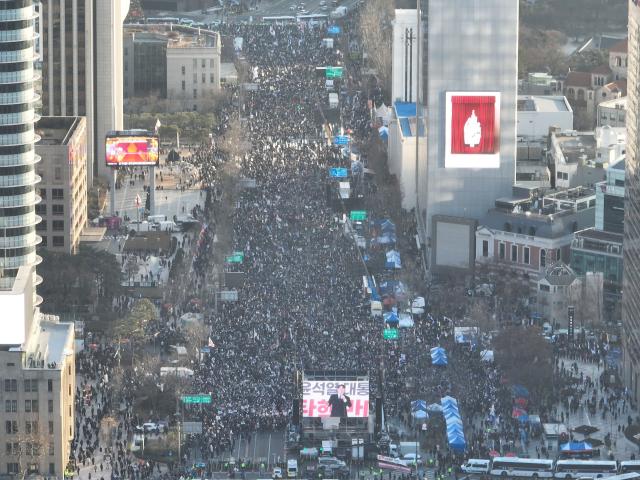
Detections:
326,67,343,79
225,251,244,263
181,394,211,404
350,210,367,221
383,329,399,340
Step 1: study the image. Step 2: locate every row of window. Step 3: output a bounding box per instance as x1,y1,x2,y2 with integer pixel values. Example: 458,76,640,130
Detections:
38,188,64,200
37,235,65,248
7,462,56,476
4,378,53,392
482,239,548,267
4,398,53,413
5,441,54,456
180,75,215,91
5,419,39,434
35,204,64,216
181,59,216,74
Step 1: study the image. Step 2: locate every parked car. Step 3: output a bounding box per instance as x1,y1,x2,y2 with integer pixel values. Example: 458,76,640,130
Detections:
399,453,423,466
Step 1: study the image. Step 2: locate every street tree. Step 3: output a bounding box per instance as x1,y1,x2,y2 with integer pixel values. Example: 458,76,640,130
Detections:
493,326,553,402
358,0,394,95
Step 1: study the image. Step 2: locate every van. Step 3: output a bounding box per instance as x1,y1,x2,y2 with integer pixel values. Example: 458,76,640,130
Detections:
156,220,177,232
286,459,297,478
461,459,490,474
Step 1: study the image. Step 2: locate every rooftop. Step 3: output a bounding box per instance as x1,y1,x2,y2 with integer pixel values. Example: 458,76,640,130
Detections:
394,101,416,118
518,95,570,113
599,96,627,109
609,38,628,53
554,132,597,164
167,32,219,49
574,227,623,244
35,116,83,146
565,71,592,88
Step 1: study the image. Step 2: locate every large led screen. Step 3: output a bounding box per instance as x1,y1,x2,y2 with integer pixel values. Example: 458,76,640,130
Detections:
445,92,500,169
302,378,369,418
105,134,159,167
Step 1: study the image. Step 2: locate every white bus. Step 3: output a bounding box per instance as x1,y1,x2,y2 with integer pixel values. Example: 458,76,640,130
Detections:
554,460,618,479
146,17,179,24
490,457,555,478
262,16,297,24
620,462,640,474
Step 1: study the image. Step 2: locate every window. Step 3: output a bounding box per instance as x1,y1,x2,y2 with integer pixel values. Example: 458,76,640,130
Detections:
192,59,197,69
52,188,63,199
35,204,46,215
37,220,46,231
5,443,10,455
7,463,19,474
210,74,215,83
539,284,550,292
48,400,53,413
48,421,54,435
201,59,205,68
193,89,197,99
5,421,17,434
482,240,489,257
52,204,63,216
181,65,185,75
49,463,55,475
25,421,38,435
540,249,546,268
52,220,64,231
52,236,64,247
524,247,530,265
54,166,62,180
24,379,37,392
499,243,505,260
24,400,31,413
210,59,214,68
193,73,197,84
25,400,38,413
4,379,16,392
47,379,52,392
181,80,186,91
202,73,206,83
511,244,518,262
48,443,54,456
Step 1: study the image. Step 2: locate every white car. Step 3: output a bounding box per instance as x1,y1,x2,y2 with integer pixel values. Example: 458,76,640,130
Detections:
318,457,346,468
272,467,283,479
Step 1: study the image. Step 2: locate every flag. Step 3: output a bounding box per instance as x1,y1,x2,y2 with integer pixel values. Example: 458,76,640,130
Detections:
155,118,161,133
208,337,215,348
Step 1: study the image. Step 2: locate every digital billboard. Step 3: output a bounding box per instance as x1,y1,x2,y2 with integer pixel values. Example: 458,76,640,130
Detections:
302,377,369,418
445,92,500,169
105,132,159,167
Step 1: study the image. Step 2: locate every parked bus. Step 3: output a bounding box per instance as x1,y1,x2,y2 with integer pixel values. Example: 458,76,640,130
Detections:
286,459,298,478
620,462,640,474
490,457,555,478
262,16,297,24
554,460,618,479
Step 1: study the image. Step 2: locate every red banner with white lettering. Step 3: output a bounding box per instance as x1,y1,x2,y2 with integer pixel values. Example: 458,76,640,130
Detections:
450,95,497,155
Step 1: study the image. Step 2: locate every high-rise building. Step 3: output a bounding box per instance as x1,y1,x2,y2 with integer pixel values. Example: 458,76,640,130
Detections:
391,6,419,104
94,0,129,179
0,1,75,477
40,0,129,182
417,0,518,271
623,0,640,400
40,0,94,185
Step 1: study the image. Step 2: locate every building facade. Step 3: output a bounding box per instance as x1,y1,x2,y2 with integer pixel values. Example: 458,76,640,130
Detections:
516,96,573,139
40,0,94,186
35,117,88,254
123,30,167,99
623,0,640,401
0,2,75,478
419,0,518,271
94,0,129,179
391,7,419,104
598,96,627,128
166,32,221,112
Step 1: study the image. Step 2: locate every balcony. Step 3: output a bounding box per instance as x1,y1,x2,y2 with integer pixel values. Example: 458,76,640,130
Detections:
0,151,39,167
0,191,38,208
0,171,39,188
0,26,34,42
0,47,35,64
0,68,34,85
0,130,35,146
0,251,38,269
0,88,36,105
0,230,38,249
0,110,38,127
0,6,36,22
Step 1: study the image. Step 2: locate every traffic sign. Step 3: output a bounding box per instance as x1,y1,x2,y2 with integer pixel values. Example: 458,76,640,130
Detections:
225,251,244,263
333,135,349,145
350,210,367,221
326,67,343,79
181,394,211,404
329,167,348,178
383,329,399,340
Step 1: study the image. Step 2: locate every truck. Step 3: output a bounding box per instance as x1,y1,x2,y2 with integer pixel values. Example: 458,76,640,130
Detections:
399,442,420,456
329,92,339,109
286,459,298,478
330,6,347,18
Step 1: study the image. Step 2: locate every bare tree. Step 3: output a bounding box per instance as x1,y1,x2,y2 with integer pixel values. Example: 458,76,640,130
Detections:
358,0,394,94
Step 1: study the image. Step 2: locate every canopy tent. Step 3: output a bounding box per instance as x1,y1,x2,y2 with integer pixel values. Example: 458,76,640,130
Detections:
441,396,465,452
398,314,414,328
432,355,448,366
512,385,530,398
411,400,428,420
430,347,446,355
480,350,494,362
441,396,458,407
448,434,466,452
378,126,389,140
427,403,444,413
383,311,399,325
385,250,401,269
560,442,593,453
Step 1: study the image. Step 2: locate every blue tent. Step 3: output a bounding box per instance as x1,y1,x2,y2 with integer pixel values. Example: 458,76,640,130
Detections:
560,442,593,452
385,250,401,269
432,355,448,366
448,434,466,452
441,396,458,407
378,126,389,140
444,410,461,421
430,347,446,355
427,403,443,413
383,312,399,324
